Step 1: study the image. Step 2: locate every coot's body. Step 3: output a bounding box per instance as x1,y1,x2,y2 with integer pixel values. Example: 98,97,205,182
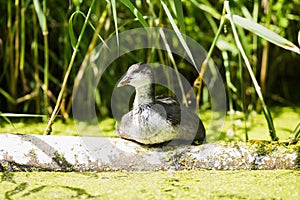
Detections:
116,63,206,145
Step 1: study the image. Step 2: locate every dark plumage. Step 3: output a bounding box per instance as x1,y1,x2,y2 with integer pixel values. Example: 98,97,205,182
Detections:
116,63,206,145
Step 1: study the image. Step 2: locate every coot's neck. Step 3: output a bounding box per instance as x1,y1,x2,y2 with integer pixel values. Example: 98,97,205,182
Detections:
133,83,155,108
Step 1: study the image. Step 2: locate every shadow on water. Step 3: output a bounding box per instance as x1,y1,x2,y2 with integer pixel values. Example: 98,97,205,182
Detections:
1,172,101,199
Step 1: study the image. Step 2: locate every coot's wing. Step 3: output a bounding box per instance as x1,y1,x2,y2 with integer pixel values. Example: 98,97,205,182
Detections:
154,96,181,125
155,96,206,144
155,95,179,105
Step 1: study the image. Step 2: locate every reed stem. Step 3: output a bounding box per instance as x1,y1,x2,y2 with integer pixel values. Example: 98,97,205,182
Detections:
43,0,50,117
194,5,226,110
225,0,278,141
44,0,96,135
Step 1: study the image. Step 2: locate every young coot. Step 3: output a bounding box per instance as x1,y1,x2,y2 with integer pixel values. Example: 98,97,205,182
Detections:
116,63,206,145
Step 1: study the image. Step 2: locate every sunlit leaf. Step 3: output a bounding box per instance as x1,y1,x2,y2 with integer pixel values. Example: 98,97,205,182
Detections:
111,0,119,48
230,15,300,54
298,30,300,47
33,0,46,33
190,0,221,19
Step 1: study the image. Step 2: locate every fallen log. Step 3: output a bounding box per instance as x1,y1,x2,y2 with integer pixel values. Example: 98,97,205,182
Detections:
0,134,299,171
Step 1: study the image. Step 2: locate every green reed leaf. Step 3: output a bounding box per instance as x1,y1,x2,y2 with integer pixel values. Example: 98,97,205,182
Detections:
111,0,119,48
230,14,300,54
0,111,17,133
190,0,221,19
161,0,196,67
69,11,107,49
120,0,149,28
173,0,185,34
68,11,86,49
33,0,46,33
291,122,300,139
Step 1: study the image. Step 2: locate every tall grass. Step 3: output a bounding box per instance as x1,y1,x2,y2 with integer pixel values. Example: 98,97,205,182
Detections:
0,0,299,141
33,0,50,116
44,0,97,135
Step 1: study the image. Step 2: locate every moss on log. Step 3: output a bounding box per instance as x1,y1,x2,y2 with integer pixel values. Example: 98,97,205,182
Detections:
0,134,299,172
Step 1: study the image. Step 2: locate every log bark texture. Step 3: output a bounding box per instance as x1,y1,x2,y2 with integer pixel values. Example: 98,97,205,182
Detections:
0,134,299,171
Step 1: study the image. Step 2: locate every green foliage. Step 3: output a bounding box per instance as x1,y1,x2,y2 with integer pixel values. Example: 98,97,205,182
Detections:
33,0,46,33
231,15,299,54
0,0,300,141
120,0,149,28
292,122,300,139
0,111,17,133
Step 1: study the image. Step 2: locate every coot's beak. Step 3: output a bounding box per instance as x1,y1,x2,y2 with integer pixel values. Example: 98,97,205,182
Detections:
117,75,131,87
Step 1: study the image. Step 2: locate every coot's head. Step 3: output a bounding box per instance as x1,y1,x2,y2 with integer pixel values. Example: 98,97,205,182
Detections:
118,63,153,88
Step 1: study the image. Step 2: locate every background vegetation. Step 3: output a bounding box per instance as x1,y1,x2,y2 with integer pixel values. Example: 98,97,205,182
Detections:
0,0,300,139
